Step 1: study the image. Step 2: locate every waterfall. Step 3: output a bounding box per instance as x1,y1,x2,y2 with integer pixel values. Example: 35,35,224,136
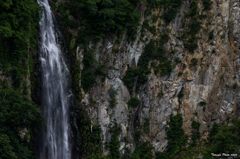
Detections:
37,0,71,158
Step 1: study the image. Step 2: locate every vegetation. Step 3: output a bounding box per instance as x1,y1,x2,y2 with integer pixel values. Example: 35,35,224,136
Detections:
161,0,183,24
156,114,187,158
203,0,212,10
191,58,198,66
178,87,184,104
106,123,121,159
143,118,150,134
191,121,200,147
127,97,141,108
233,83,237,89
56,0,141,41
199,101,206,106
203,119,240,158
108,87,118,108
0,88,45,158
209,30,214,40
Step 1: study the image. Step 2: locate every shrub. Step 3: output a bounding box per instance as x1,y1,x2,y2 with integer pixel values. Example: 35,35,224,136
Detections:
151,14,158,23
191,58,198,66
161,0,183,24
175,57,181,64
149,25,156,35
143,118,150,134
178,87,184,104
178,71,183,76
233,83,237,89
209,30,214,40
199,101,206,106
203,0,212,10
127,97,141,108
108,87,118,108
161,114,188,158
0,89,45,158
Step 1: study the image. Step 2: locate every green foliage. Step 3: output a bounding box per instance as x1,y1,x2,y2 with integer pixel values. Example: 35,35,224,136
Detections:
0,88,45,159
106,124,121,159
175,57,181,64
122,67,148,94
178,71,183,76
157,114,187,158
178,87,184,104
108,87,118,108
188,0,198,17
130,141,153,159
127,97,141,108
161,0,183,24
210,122,219,139
199,101,206,106
233,83,237,89
203,0,212,10
0,0,40,91
191,121,200,147
143,118,150,134
59,0,141,41
191,58,198,66
149,25,156,35
203,119,240,158
209,30,214,40
184,43,198,53
151,14,158,23
81,50,98,92
183,14,202,53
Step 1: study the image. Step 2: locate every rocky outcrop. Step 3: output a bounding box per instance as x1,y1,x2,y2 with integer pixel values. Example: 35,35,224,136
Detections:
65,0,240,156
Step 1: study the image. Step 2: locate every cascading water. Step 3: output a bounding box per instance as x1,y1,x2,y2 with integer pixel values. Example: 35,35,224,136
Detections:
37,0,71,158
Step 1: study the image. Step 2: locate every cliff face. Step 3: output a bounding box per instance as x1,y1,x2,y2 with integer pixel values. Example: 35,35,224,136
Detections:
56,0,240,157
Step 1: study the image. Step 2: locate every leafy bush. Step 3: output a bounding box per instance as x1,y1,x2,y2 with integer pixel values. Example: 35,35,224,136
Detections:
157,114,187,158
108,87,118,108
161,0,183,24
143,118,150,134
209,30,214,40
199,101,206,106
184,43,198,53
127,97,141,108
178,87,184,104
203,0,212,10
191,121,200,147
233,83,237,89
178,71,183,76
191,58,198,66
203,119,240,158
59,0,141,41
151,14,158,23
0,88,45,158
106,124,121,158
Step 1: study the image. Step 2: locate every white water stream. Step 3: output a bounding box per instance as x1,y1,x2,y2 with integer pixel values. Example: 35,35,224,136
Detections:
37,0,71,158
